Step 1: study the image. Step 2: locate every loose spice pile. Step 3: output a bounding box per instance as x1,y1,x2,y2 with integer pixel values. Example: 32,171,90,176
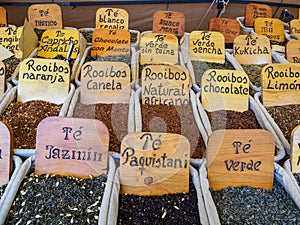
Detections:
210,179,300,224
85,54,131,65
6,172,107,225
3,56,21,80
118,179,201,225
141,104,205,158
73,103,129,153
0,184,7,199
241,64,266,88
1,100,62,149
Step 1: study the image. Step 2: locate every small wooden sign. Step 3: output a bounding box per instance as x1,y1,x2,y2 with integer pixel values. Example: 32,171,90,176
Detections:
0,6,7,27
0,27,23,58
290,19,300,40
290,125,300,173
254,18,285,43
209,18,240,44
286,40,300,63
91,28,130,57
153,10,185,37
80,61,131,104
140,33,178,65
37,29,80,59
28,4,63,30
35,117,109,179
201,69,249,112
189,31,225,63
0,62,5,95
142,65,190,106
96,7,129,30
17,58,70,104
261,63,300,107
120,132,190,196
0,121,12,186
245,3,272,27
233,34,271,65
207,129,275,190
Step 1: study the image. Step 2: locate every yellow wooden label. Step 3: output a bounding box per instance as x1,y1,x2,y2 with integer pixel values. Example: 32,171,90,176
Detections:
153,10,185,37
35,117,109,179
120,132,190,196
262,63,300,107
286,40,300,63
207,129,275,190
91,28,130,57
0,6,7,27
28,4,63,29
290,19,300,39
142,65,190,106
0,27,23,58
0,62,5,95
254,18,285,43
0,121,12,186
96,7,128,30
80,61,131,104
291,125,300,173
201,69,249,112
140,33,178,65
189,31,225,63
233,34,271,64
18,58,70,104
209,18,240,44
37,29,80,59
245,3,272,27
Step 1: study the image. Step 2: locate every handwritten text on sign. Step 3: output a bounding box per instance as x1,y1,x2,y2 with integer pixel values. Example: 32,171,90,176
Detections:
207,129,275,190
0,27,23,58
81,61,131,104
286,40,300,63
35,117,109,179
189,31,225,63
209,18,240,44
142,65,190,106
18,58,70,104
140,33,178,65
28,4,63,29
0,121,12,186
120,132,190,196
37,29,79,59
262,63,300,107
290,125,300,173
254,18,285,43
290,19,300,39
96,7,129,30
245,3,272,27
201,69,249,112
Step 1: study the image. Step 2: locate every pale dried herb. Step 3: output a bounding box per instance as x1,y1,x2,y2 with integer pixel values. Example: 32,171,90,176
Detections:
241,64,266,87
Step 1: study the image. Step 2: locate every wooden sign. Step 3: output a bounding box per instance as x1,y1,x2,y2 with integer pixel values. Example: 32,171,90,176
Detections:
96,7,129,30
286,40,300,63
290,19,300,40
201,69,249,112
35,117,109,179
28,4,63,30
37,29,80,59
91,28,130,57
0,62,5,95
120,132,190,196
142,65,190,106
291,125,300,173
262,63,300,107
245,3,272,27
0,121,12,186
209,18,240,44
0,27,23,58
17,58,70,104
233,34,271,65
153,10,185,37
140,33,178,65
189,31,225,63
80,61,131,104
254,18,285,43
0,6,7,27
207,129,275,190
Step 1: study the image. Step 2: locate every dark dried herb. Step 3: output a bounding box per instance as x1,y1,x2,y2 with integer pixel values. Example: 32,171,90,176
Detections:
85,54,131,65
118,178,201,225
3,56,21,80
6,172,107,225
34,28,46,41
0,184,7,199
1,100,62,149
241,64,266,87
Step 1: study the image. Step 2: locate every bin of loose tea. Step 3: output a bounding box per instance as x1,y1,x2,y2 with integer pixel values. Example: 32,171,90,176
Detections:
0,153,116,225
